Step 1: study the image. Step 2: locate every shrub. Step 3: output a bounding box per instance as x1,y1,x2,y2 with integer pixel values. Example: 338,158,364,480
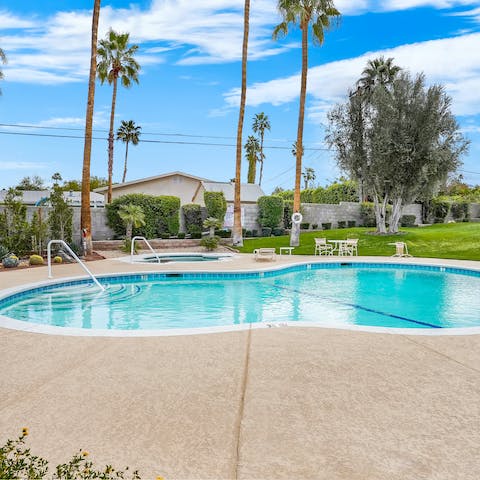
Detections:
0,245,9,260
245,230,252,237
204,191,227,224
29,254,44,266
283,200,294,229
106,194,180,238
48,181,73,243
322,222,332,230
261,227,272,237
215,229,232,238
430,199,450,223
53,256,63,263
191,231,202,239
312,180,358,204
450,201,469,221
400,215,416,227
300,222,310,230
160,233,170,239
272,227,285,236
360,202,376,227
347,220,356,228
177,232,186,239
2,255,19,268
311,223,318,230
0,188,30,255
251,229,258,237
258,196,284,229
337,221,346,229
200,236,219,251
182,203,203,234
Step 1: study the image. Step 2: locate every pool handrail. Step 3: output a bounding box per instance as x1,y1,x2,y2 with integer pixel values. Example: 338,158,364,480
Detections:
131,236,161,264
47,240,105,292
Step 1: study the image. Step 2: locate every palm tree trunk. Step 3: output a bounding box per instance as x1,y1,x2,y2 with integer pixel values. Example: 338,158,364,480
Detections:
81,0,101,256
233,0,250,247
107,76,118,203
122,140,129,183
290,22,308,247
258,134,264,186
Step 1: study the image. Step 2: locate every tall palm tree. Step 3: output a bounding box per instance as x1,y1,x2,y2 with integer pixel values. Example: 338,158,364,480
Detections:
0,47,7,95
233,0,251,247
116,120,141,183
245,135,260,183
252,112,270,186
302,166,316,189
81,0,101,256
357,56,401,96
273,0,340,246
97,29,140,203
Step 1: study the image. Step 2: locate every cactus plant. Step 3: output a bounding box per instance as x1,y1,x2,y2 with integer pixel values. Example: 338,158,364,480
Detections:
2,255,19,268
29,255,44,266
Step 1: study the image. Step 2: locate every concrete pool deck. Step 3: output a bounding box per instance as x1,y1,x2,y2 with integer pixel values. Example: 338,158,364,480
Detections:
1,254,480,479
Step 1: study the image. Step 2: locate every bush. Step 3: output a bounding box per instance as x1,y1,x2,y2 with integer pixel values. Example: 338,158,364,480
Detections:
0,245,9,260
322,222,332,230
182,203,203,234
106,194,180,238
215,229,232,238
29,254,44,265
245,230,252,237
360,202,376,227
261,227,272,237
251,229,258,237
312,180,358,204
200,236,219,251
177,232,186,239
258,196,284,229
273,227,285,236
430,199,450,223
191,231,202,239
300,222,310,230
450,201,469,221
53,256,63,263
2,255,19,268
0,189,30,255
283,200,293,229
337,221,346,229
347,220,356,228
160,233,170,239
204,191,227,224
311,223,318,230
400,215,416,227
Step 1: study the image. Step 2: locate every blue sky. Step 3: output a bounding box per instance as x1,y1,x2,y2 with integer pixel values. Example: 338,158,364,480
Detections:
1,0,479,193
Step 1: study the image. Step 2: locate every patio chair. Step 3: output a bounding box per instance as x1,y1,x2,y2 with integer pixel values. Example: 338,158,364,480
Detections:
341,238,359,256
391,242,412,257
314,238,333,256
253,248,276,261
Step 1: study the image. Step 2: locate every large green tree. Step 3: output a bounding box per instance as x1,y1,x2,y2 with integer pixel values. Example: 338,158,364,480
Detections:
245,135,260,183
81,0,101,256
116,120,141,183
233,0,251,247
97,29,140,203
273,0,340,246
252,112,270,186
327,70,469,234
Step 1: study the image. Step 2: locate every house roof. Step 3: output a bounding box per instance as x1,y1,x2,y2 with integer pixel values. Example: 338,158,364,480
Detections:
94,171,212,193
201,182,265,203
0,190,105,206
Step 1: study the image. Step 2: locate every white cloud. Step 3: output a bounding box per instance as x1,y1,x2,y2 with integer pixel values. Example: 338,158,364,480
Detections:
0,161,48,170
222,32,480,122
0,10,35,29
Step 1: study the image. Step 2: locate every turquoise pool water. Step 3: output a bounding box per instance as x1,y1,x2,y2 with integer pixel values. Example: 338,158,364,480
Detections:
0,264,479,331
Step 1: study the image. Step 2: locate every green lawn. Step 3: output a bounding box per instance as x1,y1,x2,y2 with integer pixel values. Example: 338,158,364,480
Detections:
235,222,480,261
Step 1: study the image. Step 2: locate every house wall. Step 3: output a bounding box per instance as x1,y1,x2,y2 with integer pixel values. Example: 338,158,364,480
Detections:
107,174,203,205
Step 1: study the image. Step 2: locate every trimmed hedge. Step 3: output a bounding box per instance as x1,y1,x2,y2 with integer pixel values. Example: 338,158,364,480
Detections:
182,203,203,234
258,196,284,229
283,200,293,229
106,194,180,238
204,191,227,223
400,215,416,227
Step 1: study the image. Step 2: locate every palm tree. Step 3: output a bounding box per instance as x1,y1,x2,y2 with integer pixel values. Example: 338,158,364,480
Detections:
233,0,251,247
302,167,316,189
116,120,141,183
252,112,270,186
0,47,7,95
81,0,101,257
97,29,140,203
245,135,260,183
273,0,340,246
118,204,145,241
357,56,401,96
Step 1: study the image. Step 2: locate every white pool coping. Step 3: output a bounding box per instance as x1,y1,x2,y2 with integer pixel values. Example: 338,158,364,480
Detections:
1,258,480,337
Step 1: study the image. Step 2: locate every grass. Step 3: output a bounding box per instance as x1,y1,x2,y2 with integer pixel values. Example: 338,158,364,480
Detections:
236,222,480,261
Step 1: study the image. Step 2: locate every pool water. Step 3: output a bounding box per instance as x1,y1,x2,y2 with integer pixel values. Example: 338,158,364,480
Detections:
1,265,479,331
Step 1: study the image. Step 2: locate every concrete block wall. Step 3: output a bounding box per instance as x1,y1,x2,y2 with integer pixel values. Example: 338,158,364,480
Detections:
469,203,480,219
301,202,363,228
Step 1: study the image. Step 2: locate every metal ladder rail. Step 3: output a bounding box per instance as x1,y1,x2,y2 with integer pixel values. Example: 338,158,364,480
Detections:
131,236,161,264
47,240,105,291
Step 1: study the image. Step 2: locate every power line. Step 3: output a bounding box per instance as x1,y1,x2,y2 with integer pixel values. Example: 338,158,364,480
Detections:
0,128,330,151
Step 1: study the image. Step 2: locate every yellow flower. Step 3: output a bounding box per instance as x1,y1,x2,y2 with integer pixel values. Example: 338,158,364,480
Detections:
156,476,165,480
22,427,29,436
82,451,89,457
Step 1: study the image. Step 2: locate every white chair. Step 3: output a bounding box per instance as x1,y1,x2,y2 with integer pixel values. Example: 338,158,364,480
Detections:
391,242,411,257
253,248,276,261
314,238,333,256
338,238,358,256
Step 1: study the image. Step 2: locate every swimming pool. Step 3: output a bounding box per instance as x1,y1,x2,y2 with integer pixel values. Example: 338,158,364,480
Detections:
128,252,233,263
1,263,479,335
